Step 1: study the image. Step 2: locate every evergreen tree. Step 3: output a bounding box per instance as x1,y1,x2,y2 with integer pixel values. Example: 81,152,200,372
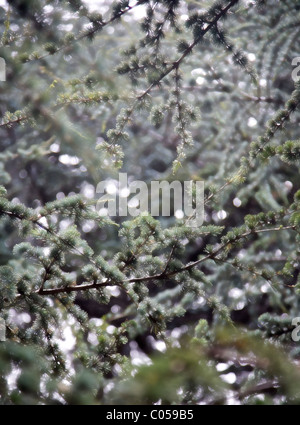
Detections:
0,0,299,405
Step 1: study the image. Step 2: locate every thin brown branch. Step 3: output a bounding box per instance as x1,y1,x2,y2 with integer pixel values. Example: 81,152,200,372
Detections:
35,224,296,295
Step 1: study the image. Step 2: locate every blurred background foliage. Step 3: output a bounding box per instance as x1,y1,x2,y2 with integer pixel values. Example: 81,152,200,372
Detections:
0,0,299,404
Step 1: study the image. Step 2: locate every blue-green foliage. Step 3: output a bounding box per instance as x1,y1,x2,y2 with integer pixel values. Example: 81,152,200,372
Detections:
0,0,299,405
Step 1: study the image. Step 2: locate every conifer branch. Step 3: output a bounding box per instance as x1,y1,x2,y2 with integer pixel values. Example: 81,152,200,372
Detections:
34,224,297,295
136,0,240,101
21,1,140,64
